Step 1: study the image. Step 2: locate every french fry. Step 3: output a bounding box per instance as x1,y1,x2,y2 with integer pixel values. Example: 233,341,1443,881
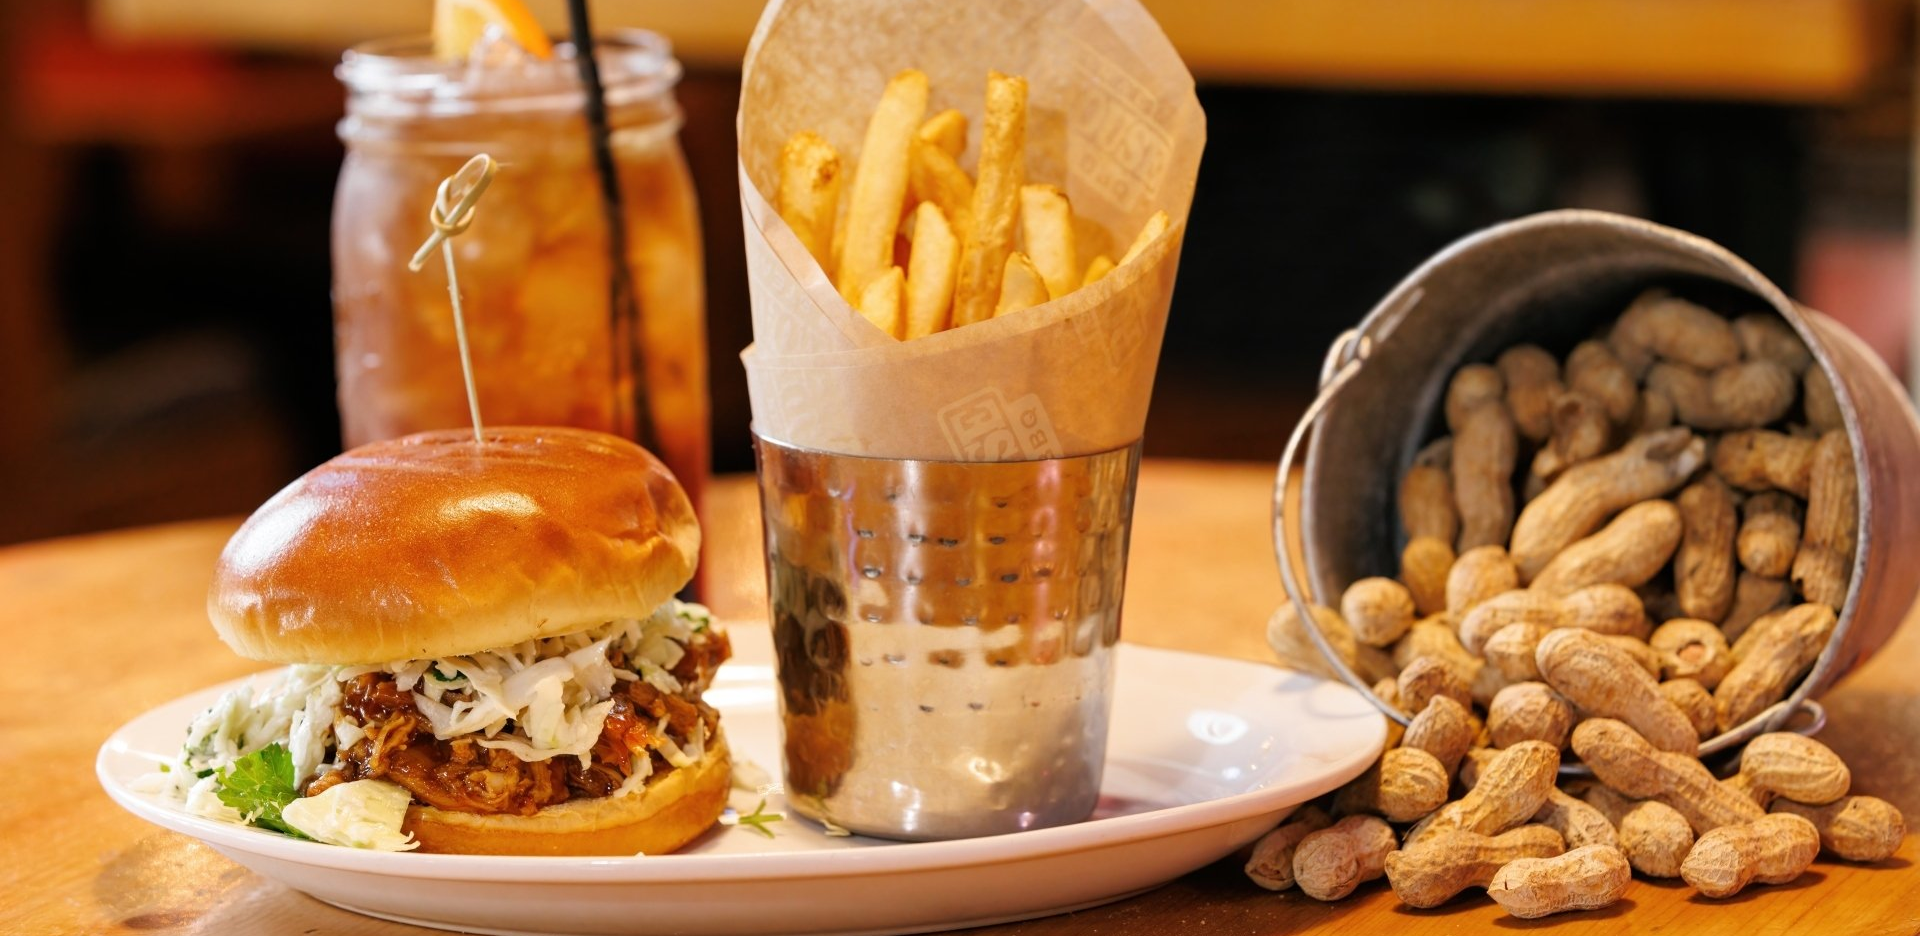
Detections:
909,142,973,241
994,251,1049,318
775,131,843,271
919,109,967,157
837,70,929,302
952,71,1028,327
1081,254,1115,287
830,191,849,274
904,202,959,339
1019,184,1076,300
798,66,1168,341
855,266,906,338
1119,210,1170,267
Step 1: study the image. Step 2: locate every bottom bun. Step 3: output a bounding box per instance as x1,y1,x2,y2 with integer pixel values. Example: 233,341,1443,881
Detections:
403,731,732,856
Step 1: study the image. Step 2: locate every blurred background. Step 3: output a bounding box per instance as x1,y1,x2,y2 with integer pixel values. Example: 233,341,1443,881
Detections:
0,0,1913,545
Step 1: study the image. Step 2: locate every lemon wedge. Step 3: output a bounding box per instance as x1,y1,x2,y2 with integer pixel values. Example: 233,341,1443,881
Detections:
432,0,555,61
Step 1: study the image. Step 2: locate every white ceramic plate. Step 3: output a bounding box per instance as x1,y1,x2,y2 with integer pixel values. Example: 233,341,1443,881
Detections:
99,626,1383,936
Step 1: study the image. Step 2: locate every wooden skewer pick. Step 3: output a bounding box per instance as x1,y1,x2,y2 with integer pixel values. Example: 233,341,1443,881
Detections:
409,153,498,444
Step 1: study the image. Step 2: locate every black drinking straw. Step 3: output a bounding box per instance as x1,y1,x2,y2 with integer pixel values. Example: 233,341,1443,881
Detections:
565,0,648,442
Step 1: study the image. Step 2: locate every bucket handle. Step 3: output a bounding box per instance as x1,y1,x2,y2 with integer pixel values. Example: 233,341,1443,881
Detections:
1272,291,1829,768
1272,292,1420,729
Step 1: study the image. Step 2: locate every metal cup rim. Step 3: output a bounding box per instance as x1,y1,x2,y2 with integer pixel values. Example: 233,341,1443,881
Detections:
751,430,1142,467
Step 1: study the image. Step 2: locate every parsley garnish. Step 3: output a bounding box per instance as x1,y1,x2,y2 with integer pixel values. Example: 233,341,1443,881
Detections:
676,603,713,633
731,798,784,839
214,743,312,839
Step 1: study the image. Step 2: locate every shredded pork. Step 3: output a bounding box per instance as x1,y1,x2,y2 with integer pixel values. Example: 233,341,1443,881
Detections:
305,627,729,815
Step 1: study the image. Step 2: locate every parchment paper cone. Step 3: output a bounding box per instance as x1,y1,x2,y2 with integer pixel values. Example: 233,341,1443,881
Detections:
738,0,1206,461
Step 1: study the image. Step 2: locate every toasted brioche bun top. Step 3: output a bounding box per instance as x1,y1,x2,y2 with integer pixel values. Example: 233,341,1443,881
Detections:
209,427,699,664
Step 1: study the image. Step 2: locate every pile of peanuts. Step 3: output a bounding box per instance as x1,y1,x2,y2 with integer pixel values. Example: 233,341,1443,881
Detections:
1252,290,1906,918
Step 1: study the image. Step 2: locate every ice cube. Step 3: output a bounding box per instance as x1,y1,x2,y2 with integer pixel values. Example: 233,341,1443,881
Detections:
469,25,531,68
463,26,546,94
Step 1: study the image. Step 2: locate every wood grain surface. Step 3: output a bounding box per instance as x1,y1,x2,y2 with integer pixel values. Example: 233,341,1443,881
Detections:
4,461,1915,935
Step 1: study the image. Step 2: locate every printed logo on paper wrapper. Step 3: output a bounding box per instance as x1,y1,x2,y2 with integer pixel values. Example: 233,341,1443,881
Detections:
1072,297,1148,373
939,388,1063,461
1066,37,1175,210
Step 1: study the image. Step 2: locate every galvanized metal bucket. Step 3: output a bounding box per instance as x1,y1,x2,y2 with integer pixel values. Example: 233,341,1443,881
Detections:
1273,209,1920,769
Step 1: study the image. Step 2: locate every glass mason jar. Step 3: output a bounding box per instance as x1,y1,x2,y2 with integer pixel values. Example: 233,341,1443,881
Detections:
332,30,708,516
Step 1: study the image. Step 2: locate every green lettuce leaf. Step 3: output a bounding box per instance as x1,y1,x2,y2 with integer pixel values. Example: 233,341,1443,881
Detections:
214,743,312,839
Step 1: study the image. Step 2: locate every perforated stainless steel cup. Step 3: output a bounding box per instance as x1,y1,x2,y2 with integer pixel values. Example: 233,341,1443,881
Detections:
753,434,1140,840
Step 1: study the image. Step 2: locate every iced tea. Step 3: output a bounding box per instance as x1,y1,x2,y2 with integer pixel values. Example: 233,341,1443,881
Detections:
333,30,708,511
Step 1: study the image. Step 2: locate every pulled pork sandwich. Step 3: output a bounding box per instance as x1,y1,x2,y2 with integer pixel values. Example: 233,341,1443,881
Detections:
140,428,730,855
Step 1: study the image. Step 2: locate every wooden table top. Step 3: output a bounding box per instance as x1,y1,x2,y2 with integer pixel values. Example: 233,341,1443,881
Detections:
5,460,1916,935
